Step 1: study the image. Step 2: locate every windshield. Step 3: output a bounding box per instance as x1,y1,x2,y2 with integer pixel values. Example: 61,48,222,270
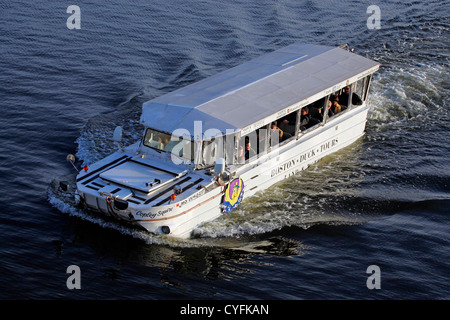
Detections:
143,128,195,161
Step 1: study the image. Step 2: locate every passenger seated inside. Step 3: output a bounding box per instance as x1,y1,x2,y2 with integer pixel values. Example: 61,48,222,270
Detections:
271,121,291,143
326,100,335,118
308,99,326,122
151,135,165,150
300,107,320,131
162,136,170,150
330,95,346,115
339,85,362,107
270,121,282,145
244,136,256,161
278,114,296,137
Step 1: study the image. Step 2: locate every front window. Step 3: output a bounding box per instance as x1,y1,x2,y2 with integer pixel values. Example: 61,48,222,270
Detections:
143,128,195,161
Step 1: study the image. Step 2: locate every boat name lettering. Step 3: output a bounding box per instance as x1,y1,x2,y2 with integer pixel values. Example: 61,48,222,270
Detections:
271,138,338,177
135,207,173,219
179,189,206,207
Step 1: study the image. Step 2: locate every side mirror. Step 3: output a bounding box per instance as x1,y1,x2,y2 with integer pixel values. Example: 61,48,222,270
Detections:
67,154,76,164
66,154,79,172
113,126,123,151
113,126,123,142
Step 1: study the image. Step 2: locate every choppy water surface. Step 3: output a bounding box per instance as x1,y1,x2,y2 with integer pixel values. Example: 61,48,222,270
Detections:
0,0,448,300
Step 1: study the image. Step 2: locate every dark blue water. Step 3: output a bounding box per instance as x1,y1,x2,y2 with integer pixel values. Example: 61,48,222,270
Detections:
1,0,448,301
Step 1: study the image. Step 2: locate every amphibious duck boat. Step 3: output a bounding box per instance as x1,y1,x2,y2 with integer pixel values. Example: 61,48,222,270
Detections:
63,43,379,238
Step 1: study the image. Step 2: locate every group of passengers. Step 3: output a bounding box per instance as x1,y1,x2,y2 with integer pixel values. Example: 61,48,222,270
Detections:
300,85,363,131
271,111,296,144
150,134,170,151
268,85,364,141
239,125,276,162
237,86,363,163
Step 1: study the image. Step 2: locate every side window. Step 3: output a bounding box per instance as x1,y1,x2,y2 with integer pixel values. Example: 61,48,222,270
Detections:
200,135,225,167
256,126,268,156
269,121,282,148
277,113,296,142
224,133,236,166
299,97,327,133
350,79,364,108
326,78,370,121
202,140,216,167
233,126,270,166
237,131,258,164
329,89,348,116
270,111,298,147
362,74,373,101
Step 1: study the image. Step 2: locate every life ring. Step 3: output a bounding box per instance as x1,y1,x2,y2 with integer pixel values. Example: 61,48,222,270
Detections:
221,177,244,213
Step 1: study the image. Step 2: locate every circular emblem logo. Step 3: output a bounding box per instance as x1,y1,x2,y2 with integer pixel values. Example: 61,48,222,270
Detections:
222,177,244,213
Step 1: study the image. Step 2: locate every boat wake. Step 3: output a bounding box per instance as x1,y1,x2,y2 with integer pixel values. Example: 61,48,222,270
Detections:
48,177,310,255
366,55,446,132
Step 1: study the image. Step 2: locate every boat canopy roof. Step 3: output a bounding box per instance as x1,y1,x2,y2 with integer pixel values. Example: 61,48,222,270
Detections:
140,43,380,140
